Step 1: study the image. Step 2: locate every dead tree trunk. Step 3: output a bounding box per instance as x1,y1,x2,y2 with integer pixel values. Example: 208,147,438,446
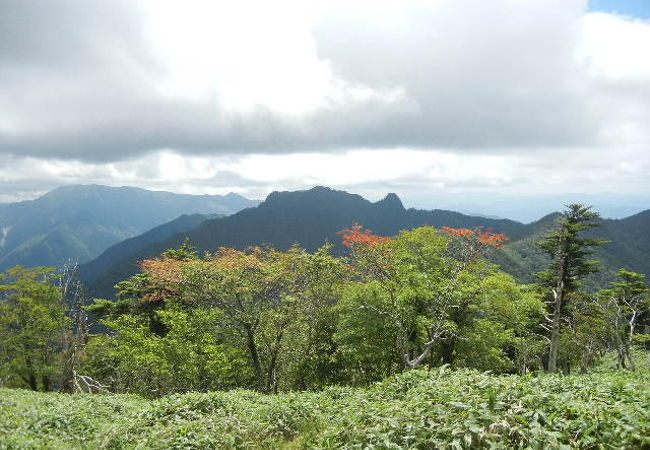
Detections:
547,238,567,373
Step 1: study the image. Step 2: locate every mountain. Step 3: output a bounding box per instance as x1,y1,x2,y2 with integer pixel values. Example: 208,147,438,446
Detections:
0,185,258,271
495,209,650,287
493,213,564,283
84,187,650,299
80,213,217,294
84,186,525,298
589,210,650,286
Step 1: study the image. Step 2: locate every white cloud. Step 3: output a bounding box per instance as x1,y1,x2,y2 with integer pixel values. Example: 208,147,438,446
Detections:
145,0,330,113
579,12,650,81
0,0,649,202
2,142,649,205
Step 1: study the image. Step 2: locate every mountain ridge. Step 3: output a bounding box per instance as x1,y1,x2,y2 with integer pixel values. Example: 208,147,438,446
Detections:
82,187,650,298
83,186,526,298
0,185,258,271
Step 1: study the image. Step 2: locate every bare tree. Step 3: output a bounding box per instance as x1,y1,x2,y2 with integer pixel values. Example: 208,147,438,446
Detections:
58,262,90,392
598,269,649,371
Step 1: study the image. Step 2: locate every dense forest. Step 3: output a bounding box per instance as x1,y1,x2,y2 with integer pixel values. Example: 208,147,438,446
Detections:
2,204,649,393
77,187,650,305
1,203,649,448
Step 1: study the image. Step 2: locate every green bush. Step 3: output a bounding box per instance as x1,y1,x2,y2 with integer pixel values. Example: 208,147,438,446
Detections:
2,367,649,449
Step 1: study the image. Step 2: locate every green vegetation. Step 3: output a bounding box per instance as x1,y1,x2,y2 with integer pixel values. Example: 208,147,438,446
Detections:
0,264,88,393
536,204,607,373
0,266,66,392
2,202,650,448
0,184,255,272
498,209,650,290
2,209,650,395
2,367,650,449
81,188,650,301
82,186,526,300
75,225,554,395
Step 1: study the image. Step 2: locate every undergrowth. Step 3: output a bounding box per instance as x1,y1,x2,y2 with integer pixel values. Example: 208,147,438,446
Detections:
2,367,649,449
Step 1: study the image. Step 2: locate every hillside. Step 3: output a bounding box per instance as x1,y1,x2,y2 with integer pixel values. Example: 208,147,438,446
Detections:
84,186,524,298
595,210,650,277
1,368,649,449
495,209,650,286
79,213,216,289
0,185,257,271
493,212,564,283
83,187,650,298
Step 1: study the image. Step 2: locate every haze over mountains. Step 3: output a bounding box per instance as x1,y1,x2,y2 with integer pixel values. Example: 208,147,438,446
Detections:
407,192,650,223
0,185,258,271
79,186,650,299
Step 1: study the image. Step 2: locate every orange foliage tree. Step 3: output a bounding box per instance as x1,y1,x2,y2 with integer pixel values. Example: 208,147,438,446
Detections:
336,224,512,371
339,223,393,249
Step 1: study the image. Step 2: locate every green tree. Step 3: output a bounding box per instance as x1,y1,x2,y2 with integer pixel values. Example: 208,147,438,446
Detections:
335,225,512,378
559,292,610,373
335,226,450,379
536,204,607,372
87,243,346,394
455,272,545,373
0,266,67,391
181,245,346,392
88,240,200,337
83,307,249,396
597,269,649,370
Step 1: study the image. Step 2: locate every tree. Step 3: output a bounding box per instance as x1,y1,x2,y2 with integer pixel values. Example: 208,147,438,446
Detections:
83,306,249,396
559,292,610,373
57,262,90,393
536,204,607,373
335,225,509,376
457,272,545,374
87,243,347,394
402,226,509,369
0,266,67,391
181,245,346,392
335,226,448,378
88,241,199,337
597,269,649,371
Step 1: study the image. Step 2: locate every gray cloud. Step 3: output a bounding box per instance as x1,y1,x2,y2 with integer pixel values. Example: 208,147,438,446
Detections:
0,0,616,164
0,1,148,67
311,0,596,148
0,0,649,214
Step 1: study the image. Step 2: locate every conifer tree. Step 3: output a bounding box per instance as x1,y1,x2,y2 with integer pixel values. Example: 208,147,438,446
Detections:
537,204,607,372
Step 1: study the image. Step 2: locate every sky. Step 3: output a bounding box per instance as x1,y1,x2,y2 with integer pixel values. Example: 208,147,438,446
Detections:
589,0,650,19
1,0,649,216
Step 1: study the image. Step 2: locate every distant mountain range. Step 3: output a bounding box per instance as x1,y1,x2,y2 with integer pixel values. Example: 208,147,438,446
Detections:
81,187,525,298
405,192,650,223
0,185,258,271
2,185,646,298
81,187,650,299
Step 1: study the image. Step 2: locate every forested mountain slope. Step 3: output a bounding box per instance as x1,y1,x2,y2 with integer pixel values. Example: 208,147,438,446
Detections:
84,186,524,298
84,187,650,298
0,185,257,271
495,209,650,287
79,213,217,287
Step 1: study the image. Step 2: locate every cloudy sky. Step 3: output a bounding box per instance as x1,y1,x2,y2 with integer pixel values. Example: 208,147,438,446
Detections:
1,0,649,212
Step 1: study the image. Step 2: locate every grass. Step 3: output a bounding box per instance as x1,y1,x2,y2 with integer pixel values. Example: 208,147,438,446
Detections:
2,367,650,449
